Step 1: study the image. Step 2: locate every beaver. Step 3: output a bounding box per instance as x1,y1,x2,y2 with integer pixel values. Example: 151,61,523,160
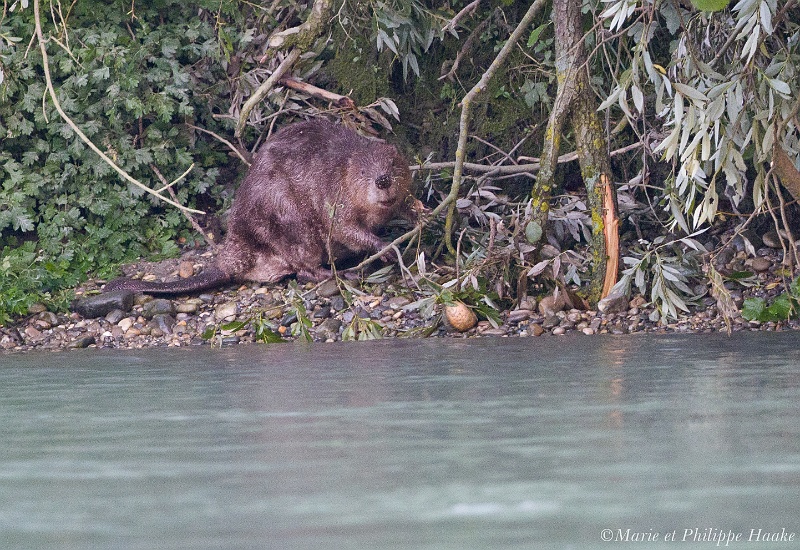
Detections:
105,119,415,295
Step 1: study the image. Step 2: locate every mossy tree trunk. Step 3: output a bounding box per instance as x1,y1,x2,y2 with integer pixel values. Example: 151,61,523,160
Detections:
530,0,618,305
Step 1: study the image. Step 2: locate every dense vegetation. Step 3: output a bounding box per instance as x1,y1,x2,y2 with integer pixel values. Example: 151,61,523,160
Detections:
1,0,799,327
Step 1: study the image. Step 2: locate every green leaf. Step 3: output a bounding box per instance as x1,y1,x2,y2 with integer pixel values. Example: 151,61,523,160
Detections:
526,23,548,48
766,294,793,321
525,221,543,244
689,0,731,11
741,297,770,322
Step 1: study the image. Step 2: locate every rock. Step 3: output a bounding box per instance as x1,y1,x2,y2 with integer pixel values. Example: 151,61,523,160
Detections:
150,314,176,335
118,317,135,332
317,278,341,298
386,295,411,309
507,309,530,324
538,294,566,316
762,231,781,249
179,260,195,278
280,311,298,327
552,326,566,335
749,257,771,272
598,293,629,314
24,326,44,342
518,297,537,311
481,327,507,336
313,305,331,319
214,301,238,323
36,312,59,328
27,303,48,314
629,295,647,308
530,323,545,336
68,335,96,349
143,299,176,320
542,315,561,329
175,301,199,314
582,327,595,335
105,309,126,324
72,290,134,319
330,295,346,311
316,318,342,340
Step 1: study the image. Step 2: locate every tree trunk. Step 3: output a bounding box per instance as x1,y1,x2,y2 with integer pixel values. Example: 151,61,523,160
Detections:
530,0,618,305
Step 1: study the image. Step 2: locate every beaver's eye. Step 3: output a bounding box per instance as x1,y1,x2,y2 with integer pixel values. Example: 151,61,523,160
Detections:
375,174,392,190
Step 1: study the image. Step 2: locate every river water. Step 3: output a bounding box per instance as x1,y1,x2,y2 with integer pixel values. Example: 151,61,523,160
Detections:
1,332,799,549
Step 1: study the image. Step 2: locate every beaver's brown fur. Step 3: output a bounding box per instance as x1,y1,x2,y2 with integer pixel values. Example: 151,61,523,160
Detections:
105,119,414,295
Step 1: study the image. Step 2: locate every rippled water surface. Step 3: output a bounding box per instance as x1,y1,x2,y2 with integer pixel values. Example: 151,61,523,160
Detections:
2,332,799,549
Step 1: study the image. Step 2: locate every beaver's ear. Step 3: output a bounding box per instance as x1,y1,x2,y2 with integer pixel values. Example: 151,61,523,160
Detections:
375,174,392,190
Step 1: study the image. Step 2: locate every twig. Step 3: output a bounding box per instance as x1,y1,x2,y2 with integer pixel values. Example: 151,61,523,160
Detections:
150,164,217,250
442,0,481,33
186,123,251,166
279,76,356,108
235,48,301,138
443,0,549,254
439,14,491,80
346,194,456,273
32,0,204,215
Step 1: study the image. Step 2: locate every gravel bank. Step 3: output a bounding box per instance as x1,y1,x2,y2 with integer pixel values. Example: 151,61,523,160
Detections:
2,232,798,353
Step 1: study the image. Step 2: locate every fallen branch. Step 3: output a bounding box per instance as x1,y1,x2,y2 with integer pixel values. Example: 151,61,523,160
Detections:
32,0,203,215
235,49,301,138
279,76,356,109
237,0,335,137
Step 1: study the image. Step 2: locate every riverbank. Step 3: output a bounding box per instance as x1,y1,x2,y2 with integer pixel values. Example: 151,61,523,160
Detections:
1,236,797,353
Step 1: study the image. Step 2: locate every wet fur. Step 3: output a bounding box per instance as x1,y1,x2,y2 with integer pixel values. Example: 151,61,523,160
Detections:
105,119,414,295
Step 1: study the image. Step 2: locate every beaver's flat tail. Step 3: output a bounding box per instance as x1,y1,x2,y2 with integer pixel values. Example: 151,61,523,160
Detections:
104,266,233,296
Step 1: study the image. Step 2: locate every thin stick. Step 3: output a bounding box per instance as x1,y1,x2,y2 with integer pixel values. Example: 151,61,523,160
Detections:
150,164,217,250
236,48,301,138
186,123,251,166
443,0,549,253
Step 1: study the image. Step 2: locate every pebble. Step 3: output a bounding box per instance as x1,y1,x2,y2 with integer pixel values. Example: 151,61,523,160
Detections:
749,257,771,272
317,279,341,298
507,309,530,324
597,292,629,314
105,309,126,324
179,261,195,279
215,302,238,323
762,231,781,249
143,299,176,320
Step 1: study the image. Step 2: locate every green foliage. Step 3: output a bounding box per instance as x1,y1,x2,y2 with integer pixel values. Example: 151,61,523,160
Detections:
741,277,800,322
599,0,800,233
0,2,249,324
610,235,706,321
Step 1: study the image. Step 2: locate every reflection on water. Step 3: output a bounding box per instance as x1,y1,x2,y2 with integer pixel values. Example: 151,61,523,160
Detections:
1,332,799,549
